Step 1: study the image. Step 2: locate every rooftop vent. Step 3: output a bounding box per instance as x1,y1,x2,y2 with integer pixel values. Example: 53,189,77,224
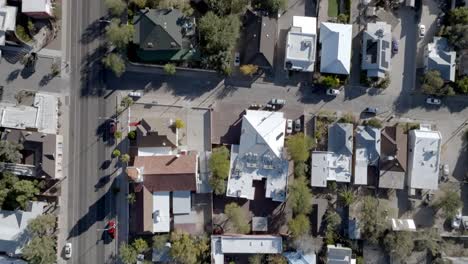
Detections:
147,42,154,48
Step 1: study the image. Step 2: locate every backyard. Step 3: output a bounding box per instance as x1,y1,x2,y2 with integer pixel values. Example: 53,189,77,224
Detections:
328,0,339,17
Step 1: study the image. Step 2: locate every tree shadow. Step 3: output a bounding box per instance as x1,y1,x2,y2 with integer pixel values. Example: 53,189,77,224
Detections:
6,69,21,83
39,74,55,87
81,19,107,45
80,45,108,97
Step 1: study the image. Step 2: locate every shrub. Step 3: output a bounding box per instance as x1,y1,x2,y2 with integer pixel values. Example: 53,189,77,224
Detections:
363,118,382,128
112,149,121,157
163,63,176,75
319,75,340,88
174,118,185,129
339,113,355,124
16,25,32,43
337,14,349,23
128,130,136,140
240,64,259,76
114,131,122,139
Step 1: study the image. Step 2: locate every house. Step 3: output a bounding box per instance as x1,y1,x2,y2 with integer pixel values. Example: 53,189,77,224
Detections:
0,0,17,47
354,126,380,185
226,110,288,202
136,117,178,155
311,123,353,187
424,37,456,82
21,0,53,18
0,201,47,256
133,8,199,62
390,218,416,231
283,251,316,264
127,152,199,233
362,22,391,78
327,244,355,264
284,16,317,72
0,129,63,179
407,127,442,192
211,235,283,264
242,10,277,71
0,93,59,134
379,126,407,189
319,22,352,75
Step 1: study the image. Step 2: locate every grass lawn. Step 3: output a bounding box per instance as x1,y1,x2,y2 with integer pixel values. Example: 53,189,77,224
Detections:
328,0,339,17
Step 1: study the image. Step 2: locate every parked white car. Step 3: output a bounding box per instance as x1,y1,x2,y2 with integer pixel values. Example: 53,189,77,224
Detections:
419,24,426,37
64,242,72,259
128,91,142,98
234,52,240,66
326,88,340,96
426,97,441,105
452,209,462,229
286,119,293,134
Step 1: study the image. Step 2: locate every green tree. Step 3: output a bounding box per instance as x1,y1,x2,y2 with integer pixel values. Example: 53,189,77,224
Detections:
11,180,40,210
163,63,176,75
240,64,259,76
174,118,185,129
112,149,121,157
225,202,250,234
421,70,454,96
258,0,287,14
249,254,264,264
415,228,441,256
288,176,312,215
363,118,382,128
383,231,414,261
445,7,468,50
120,154,130,163
27,214,56,237
324,210,341,230
293,162,307,178
338,187,355,206
339,113,355,124
319,75,341,88
22,236,56,264
153,234,169,251
288,214,310,238
119,243,138,264
115,131,123,139
128,130,136,140
266,254,288,264
0,140,23,163
337,13,349,23
208,0,249,15
131,0,147,8
158,0,194,16
132,238,149,254
102,53,126,77
105,0,126,16
436,190,462,219
359,196,390,244
121,96,134,108
286,133,314,162
209,146,230,195
170,231,208,264
455,76,468,94
106,19,134,50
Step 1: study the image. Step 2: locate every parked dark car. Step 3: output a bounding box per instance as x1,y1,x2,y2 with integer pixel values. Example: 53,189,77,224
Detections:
363,107,378,115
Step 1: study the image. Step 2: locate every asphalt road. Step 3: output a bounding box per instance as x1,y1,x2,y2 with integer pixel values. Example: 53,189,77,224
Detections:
66,0,118,263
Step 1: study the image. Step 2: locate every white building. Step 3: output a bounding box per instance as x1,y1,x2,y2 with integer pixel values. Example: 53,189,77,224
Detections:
390,218,416,232
319,22,352,75
21,0,53,18
211,235,283,264
152,191,170,233
311,123,353,187
0,0,17,47
362,22,392,78
407,127,442,192
424,37,456,82
284,16,317,72
354,126,381,185
227,110,288,202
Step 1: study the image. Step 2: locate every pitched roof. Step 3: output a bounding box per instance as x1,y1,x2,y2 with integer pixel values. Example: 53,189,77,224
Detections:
426,37,456,81
327,245,353,264
354,126,381,185
328,123,353,156
136,117,177,148
362,22,391,78
130,152,198,192
320,22,352,75
379,126,407,189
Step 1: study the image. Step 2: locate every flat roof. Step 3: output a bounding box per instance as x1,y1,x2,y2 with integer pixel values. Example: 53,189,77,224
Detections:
0,5,17,32
354,126,381,185
311,151,352,187
172,191,191,215
285,16,317,72
22,0,52,13
408,129,441,190
153,191,170,232
390,218,416,231
252,217,268,232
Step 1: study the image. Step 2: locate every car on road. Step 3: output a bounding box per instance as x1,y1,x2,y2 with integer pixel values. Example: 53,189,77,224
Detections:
109,120,116,135
271,98,286,105
419,24,426,37
128,91,142,98
64,242,72,259
107,220,116,239
286,119,293,134
326,88,340,96
234,52,240,66
392,38,399,54
363,107,378,115
426,97,441,105
294,119,301,132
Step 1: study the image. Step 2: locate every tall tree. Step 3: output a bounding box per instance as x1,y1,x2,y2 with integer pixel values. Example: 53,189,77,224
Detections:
119,243,138,264
22,236,56,264
132,238,149,254
383,231,415,261
105,0,127,16
359,196,390,244
153,234,169,251
27,214,56,237
267,254,288,264
105,19,134,50
421,70,454,96
249,254,264,264
256,0,287,14
102,53,126,77
209,146,230,195
436,190,462,219
208,0,250,15
288,176,312,215
285,133,314,162
224,202,250,234
288,214,310,238
170,231,208,264
11,180,40,210
0,140,23,163
338,187,355,207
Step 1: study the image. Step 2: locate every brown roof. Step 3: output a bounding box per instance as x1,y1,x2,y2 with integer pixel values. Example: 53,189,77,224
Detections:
379,126,407,189
133,152,198,192
135,185,153,234
136,118,177,148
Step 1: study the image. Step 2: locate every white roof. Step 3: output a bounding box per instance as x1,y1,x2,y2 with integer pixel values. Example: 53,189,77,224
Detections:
0,93,58,134
285,16,317,72
227,110,288,202
138,147,173,156
21,0,52,14
211,235,283,264
0,4,17,46
172,191,191,215
320,22,352,75
390,218,416,231
407,129,441,190
153,191,170,233
0,202,47,255
311,151,352,187
327,245,353,264
354,126,381,185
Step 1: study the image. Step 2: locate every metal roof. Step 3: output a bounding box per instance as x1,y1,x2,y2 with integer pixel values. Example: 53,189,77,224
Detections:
426,37,456,82
285,16,317,72
319,22,352,75
354,126,381,185
172,191,191,215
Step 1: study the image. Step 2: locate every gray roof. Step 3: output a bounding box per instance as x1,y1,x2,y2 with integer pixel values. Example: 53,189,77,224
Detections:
133,9,194,51
355,126,380,166
252,217,268,232
283,251,316,264
172,191,191,215
328,123,353,156
362,22,391,78
319,22,352,75
426,37,456,81
136,117,177,148
327,245,353,264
